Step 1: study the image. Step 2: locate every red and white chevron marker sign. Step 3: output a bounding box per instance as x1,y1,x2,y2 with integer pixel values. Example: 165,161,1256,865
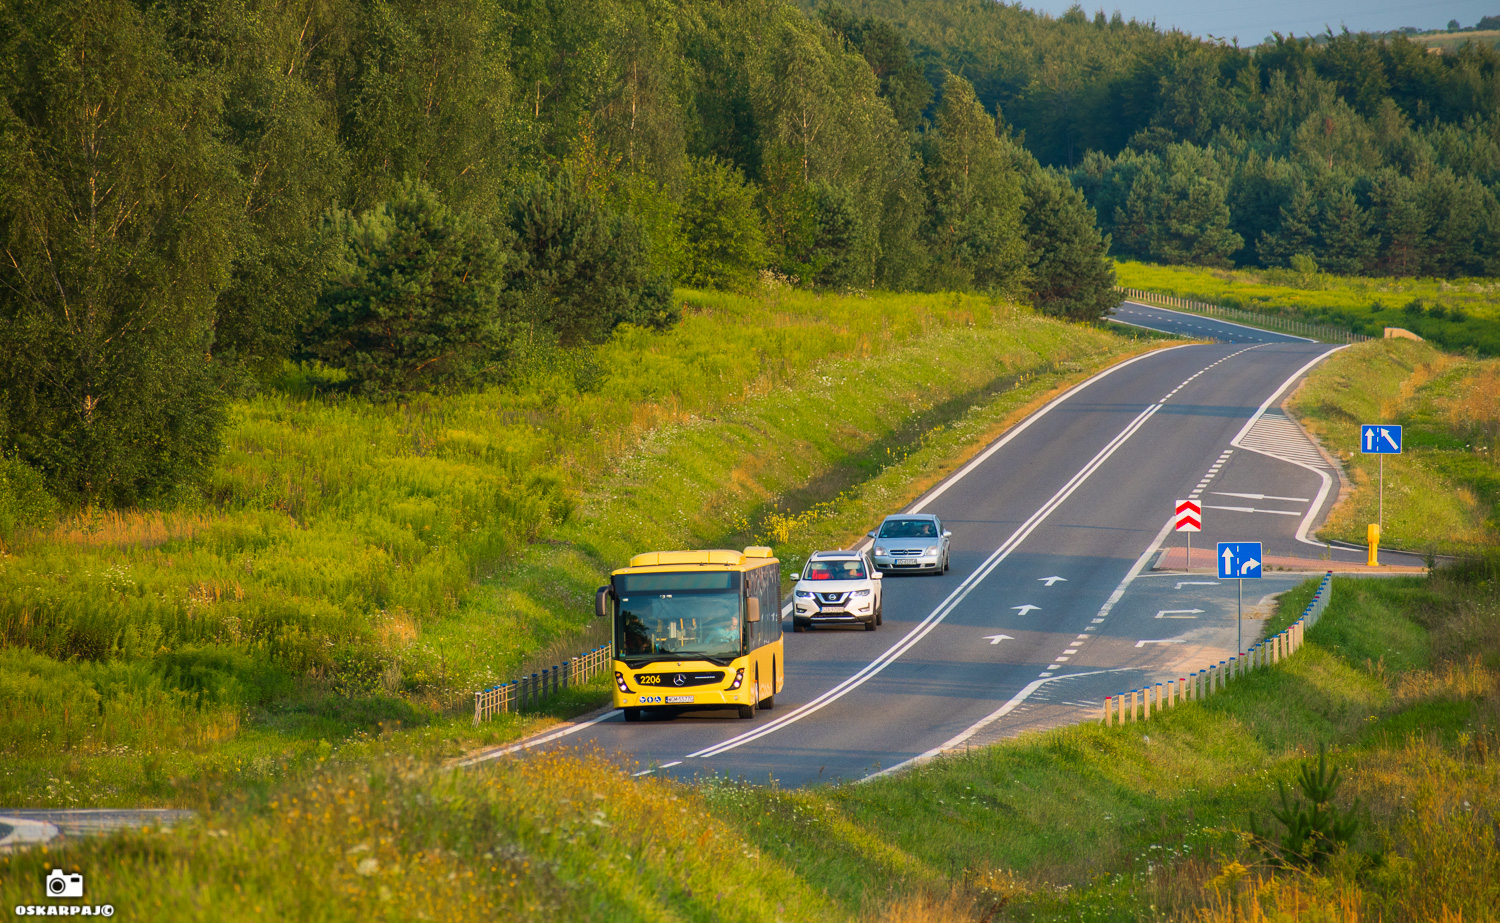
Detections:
1174,499,1202,532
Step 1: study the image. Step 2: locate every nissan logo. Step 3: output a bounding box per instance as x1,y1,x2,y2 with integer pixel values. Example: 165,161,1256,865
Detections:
673,674,685,686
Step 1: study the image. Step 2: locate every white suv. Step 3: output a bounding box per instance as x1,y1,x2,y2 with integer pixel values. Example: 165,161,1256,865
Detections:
791,550,883,632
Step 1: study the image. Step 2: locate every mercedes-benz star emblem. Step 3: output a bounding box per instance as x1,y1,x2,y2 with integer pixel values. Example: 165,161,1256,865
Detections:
673,674,685,686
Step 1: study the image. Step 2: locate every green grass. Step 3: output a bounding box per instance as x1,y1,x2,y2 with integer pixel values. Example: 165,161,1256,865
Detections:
1288,338,1500,553
8,556,1495,921
0,288,1155,809
1115,259,1500,355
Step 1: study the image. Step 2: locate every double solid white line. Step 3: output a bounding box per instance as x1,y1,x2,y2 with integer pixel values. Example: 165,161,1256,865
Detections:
688,400,1164,759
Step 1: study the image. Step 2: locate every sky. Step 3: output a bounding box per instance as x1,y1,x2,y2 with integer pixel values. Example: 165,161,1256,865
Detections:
1025,0,1498,44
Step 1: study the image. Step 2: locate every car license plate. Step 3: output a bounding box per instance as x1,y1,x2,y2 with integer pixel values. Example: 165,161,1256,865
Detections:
665,695,693,704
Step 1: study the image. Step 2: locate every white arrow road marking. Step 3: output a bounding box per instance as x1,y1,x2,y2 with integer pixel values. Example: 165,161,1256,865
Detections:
1136,639,1187,647
1240,558,1261,575
1012,604,1041,616
1175,580,1219,589
1205,504,1301,516
686,396,1169,760
1039,576,1067,586
983,634,1015,645
1155,609,1204,619
1213,492,1309,502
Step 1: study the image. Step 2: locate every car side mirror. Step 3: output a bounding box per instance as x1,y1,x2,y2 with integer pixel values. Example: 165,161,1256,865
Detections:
867,531,877,539
594,586,612,618
745,598,761,623
871,570,882,580
943,530,952,538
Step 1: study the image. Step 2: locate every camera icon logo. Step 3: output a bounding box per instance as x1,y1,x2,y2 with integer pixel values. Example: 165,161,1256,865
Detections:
45,868,84,899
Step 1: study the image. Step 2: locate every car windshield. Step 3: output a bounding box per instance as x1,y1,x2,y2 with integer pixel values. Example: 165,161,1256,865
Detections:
615,590,742,665
878,519,936,538
804,559,866,581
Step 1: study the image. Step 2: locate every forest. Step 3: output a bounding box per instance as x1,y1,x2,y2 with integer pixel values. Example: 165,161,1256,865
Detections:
7,0,1500,509
823,0,1500,277
0,0,1119,508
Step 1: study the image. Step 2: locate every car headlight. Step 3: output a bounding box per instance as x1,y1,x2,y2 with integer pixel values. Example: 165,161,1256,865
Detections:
795,590,813,598
925,546,939,555
874,547,887,556
850,589,870,597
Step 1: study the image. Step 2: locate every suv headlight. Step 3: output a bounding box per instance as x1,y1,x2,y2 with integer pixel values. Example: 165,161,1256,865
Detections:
795,590,813,598
925,546,939,555
850,589,870,597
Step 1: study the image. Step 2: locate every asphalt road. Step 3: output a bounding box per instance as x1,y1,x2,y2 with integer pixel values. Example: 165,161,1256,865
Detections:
464,311,1398,787
1109,300,1314,344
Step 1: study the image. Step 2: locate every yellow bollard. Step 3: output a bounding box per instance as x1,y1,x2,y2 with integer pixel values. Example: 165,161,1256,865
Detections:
1367,523,1380,567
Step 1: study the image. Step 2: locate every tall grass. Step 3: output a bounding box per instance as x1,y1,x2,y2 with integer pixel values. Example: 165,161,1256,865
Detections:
1115,259,1500,355
1288,338,1500,552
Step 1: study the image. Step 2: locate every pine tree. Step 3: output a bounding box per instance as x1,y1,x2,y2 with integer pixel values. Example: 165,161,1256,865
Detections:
1021,167,1121,320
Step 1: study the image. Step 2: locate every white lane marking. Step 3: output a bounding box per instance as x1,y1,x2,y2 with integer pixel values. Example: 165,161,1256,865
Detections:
1012,604,1041,615
1214,491,1310,502
1092,514,1176,623
984,634,1015,645
1175,580,1220,589
1136,639,1187,648
452,710,620,768
1204,504,1302,516
1039,576,1067,586
1155,609,1204,618
1227,346,1349,547
632,768,655,776
661,760,682,768
861,667,1134,780
906,347,1187,514
686,401,1165,759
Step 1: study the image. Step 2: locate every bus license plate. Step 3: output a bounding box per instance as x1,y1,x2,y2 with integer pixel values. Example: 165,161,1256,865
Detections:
665,695,694,704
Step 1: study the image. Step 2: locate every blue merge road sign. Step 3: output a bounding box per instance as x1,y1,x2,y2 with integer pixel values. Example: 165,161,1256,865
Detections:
1361,424,1402,454
1217,541,1263,579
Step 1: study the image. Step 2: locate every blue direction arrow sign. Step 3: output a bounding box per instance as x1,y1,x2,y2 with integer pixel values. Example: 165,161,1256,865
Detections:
1361,424,1402,454
1217,541,1262,579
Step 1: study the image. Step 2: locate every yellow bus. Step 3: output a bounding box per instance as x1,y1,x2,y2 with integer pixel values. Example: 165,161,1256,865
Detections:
594,546,784,721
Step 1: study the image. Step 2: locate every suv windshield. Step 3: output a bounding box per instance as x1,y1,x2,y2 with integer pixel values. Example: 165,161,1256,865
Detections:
878,519,936,538
804,559,866,580
614,571,743,665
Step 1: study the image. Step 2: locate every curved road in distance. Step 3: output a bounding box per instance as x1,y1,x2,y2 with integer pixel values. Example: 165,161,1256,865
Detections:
1110,300,1313,344
464,312,1379,787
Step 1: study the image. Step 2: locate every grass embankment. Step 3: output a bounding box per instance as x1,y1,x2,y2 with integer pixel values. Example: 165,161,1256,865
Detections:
6,557,1495,920
1288,338,1500,554
1115,260,1500,355
0,288,1150,809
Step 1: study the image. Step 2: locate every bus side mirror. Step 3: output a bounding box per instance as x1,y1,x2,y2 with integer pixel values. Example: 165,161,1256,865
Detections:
594,586,612,619
745,598,761,623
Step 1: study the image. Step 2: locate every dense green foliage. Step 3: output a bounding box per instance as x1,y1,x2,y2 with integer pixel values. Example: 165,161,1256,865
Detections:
0,0,1121,503
818,0,1500,280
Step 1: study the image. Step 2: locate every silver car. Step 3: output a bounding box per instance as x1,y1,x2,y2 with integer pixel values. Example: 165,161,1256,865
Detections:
868,513,951,574
792,550,883,631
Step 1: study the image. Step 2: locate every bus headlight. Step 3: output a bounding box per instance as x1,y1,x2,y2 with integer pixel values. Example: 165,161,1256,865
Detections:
727,668,745,690
614,671,630,693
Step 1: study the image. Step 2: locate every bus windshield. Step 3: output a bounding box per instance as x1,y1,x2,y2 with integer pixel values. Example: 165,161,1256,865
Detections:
616,590,743,665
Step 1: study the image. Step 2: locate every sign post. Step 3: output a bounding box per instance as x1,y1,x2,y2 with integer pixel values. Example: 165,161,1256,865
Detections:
1360,424,1402,530
1175,499,1201,570
1217,541,1262,655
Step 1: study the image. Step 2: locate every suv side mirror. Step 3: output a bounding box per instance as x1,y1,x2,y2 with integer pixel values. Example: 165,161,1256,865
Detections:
943,530,952,538
594,585,612,618
745,598,761,623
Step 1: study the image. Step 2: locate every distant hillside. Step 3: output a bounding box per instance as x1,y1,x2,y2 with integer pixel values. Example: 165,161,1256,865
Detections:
1410,30,1500,52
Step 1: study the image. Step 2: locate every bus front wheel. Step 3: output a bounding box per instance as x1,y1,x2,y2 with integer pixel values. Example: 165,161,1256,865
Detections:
737,704,755,718
622,707,642,722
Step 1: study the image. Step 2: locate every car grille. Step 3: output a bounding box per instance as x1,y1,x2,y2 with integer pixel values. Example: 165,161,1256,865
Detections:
817,592,847,604
890,549,922,556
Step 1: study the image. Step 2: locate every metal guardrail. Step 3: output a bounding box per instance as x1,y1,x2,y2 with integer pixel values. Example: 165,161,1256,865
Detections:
1101,572,1333,726
1116,287,1372,344
473,643,613,725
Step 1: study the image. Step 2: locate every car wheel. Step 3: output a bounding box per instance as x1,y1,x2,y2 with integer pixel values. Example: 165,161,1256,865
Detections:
943,555,950,574
793,619,808,633
864,615,876,631
622,707,641,722
876,603,883,626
